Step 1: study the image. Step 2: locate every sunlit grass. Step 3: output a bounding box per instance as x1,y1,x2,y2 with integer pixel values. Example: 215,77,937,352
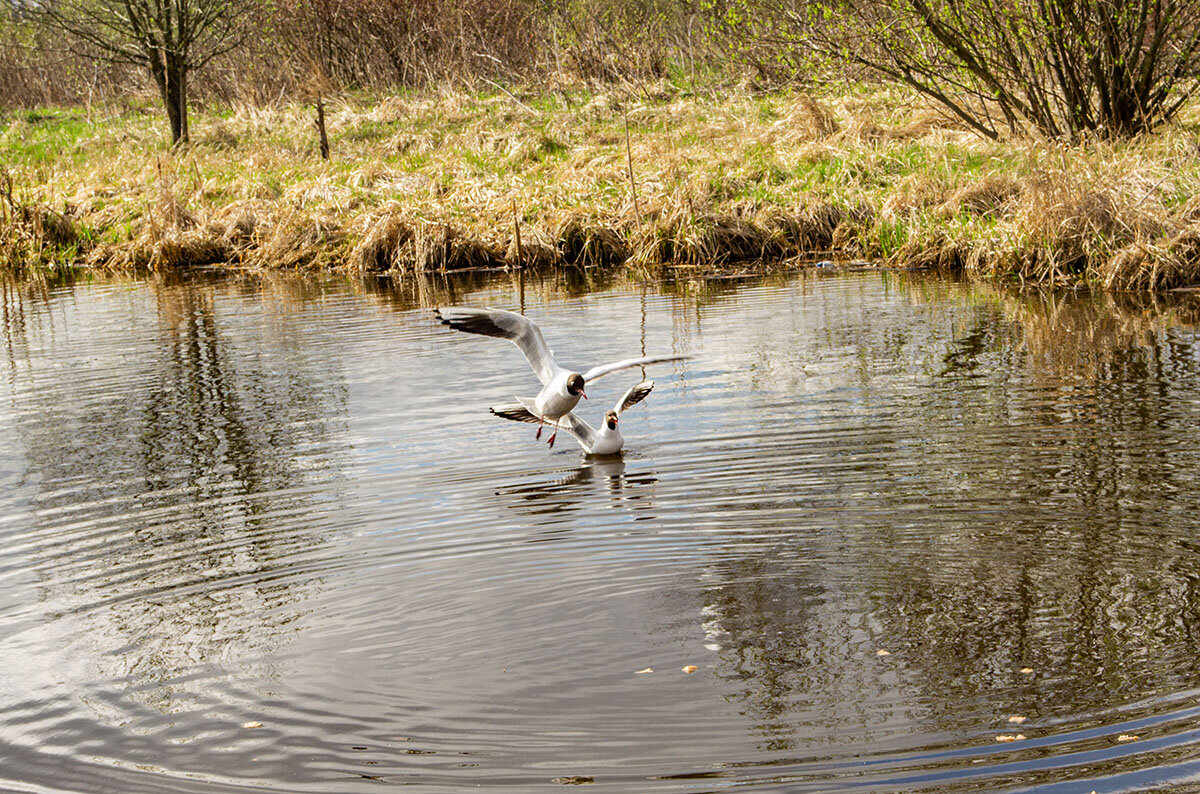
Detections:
3,83,1200,287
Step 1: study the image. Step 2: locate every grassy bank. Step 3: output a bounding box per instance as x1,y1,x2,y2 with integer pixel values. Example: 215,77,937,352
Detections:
5,84,1200,290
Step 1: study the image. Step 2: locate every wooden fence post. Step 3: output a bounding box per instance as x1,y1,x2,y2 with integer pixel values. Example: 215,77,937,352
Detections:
316,97,330,161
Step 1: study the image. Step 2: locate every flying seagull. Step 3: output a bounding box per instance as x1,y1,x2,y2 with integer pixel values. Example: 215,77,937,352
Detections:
491,380,655,455
436,306,685,447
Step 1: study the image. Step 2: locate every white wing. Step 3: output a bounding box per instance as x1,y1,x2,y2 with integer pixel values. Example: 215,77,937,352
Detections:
556,412,596,451
436,306,559,386
613,380,654,415
582,354,688,384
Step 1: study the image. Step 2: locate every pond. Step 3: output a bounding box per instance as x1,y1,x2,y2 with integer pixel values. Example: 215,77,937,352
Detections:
2,268,1200,792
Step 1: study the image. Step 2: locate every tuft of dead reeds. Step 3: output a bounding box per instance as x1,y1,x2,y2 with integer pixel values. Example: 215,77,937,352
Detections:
350,210,414,272
413,222,504,271
0,170,84,272
557,213,628,267
506,225,560,270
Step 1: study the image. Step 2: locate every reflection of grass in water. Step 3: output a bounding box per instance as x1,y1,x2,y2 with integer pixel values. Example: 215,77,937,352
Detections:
893,272,1200,379
1015,290,1197,375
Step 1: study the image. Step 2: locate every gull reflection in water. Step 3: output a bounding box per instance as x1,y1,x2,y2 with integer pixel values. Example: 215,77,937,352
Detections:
496,454,660,528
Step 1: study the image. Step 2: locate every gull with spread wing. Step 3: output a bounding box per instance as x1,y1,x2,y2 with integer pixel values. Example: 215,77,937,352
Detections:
436,306,685,447
491,381,654,455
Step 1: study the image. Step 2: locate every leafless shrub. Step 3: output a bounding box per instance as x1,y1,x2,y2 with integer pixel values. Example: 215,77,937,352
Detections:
776,0,1200,139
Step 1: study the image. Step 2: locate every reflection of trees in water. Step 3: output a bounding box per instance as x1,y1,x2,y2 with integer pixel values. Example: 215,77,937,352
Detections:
356,266,635,313
890,284,1200,719
0,275,350,712
699,561,832,753
687,276,1200,748
0,279,36,375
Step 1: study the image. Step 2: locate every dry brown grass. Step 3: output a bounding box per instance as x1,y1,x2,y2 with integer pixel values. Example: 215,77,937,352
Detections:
792,95,841,140
937,174,1022,218
557,213,628,267
349,209,414,272
1,170,83,272
506,224,559,270
7,84,1200,289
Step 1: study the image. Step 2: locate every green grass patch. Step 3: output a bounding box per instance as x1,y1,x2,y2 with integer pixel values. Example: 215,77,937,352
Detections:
2,84,1198,289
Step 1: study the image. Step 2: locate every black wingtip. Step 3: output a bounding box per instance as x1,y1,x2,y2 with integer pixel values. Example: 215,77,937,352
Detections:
433,309,513,340
434,307,459,330
490,403,541,424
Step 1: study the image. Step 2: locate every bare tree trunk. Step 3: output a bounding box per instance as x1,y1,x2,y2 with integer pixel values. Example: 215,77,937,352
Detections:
177,62,189,143
149,52,171,135
150,50,185,145
166,73,182,144
163,53,189,144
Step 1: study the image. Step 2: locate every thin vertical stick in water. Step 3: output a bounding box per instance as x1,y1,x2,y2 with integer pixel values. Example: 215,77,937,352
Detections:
624,105,642,231
316,97,330,161
518,263,526,314
512,198,523,268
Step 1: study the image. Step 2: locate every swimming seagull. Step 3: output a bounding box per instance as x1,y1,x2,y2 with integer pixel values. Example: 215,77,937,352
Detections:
435,306,685,447
491,380,654,455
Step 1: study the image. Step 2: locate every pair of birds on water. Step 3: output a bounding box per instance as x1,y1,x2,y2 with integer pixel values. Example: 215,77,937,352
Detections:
436,306,685,454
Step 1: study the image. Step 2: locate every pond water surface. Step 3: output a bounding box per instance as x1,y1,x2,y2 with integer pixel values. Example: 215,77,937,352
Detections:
3,269,1200,792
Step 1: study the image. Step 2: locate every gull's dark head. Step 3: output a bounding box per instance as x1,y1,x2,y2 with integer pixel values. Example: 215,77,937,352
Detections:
567,373,587,398
604,410,619,430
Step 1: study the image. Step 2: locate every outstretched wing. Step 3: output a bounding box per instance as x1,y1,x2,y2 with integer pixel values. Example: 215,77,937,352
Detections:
489,397,571,430
582,354,688,384
613,380,654,415
436,306,558,386
489,403,542,425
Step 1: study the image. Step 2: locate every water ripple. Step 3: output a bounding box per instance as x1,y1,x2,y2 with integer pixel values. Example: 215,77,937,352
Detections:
1,272,1200,791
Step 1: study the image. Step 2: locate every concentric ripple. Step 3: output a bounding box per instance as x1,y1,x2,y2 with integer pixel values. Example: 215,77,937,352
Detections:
1,271,1199,792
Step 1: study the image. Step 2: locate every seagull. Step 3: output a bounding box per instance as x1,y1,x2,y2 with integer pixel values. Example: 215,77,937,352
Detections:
436,306,685,447
491,380,654,455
